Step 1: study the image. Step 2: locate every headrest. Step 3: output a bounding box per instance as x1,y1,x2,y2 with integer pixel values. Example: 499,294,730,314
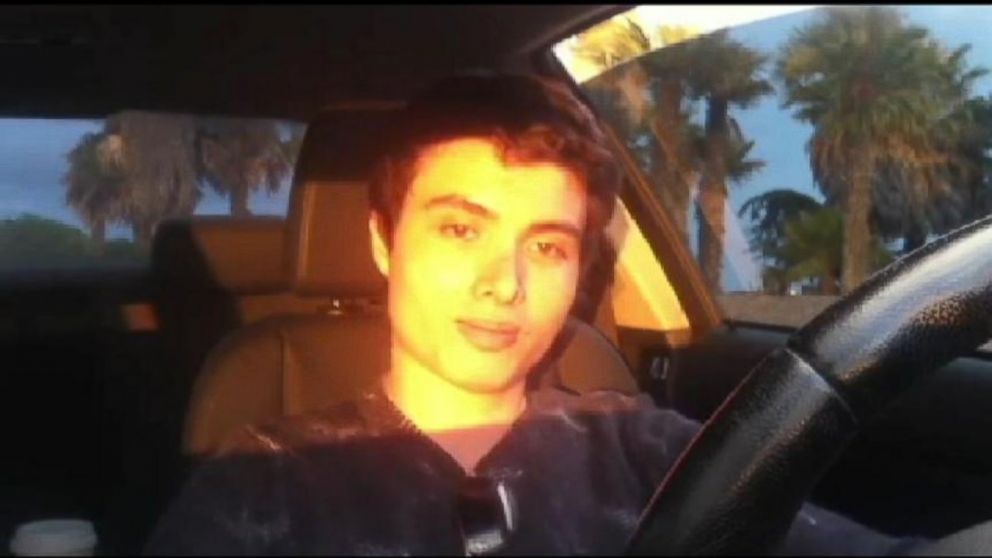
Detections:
152,216,288,294
287,104,401,297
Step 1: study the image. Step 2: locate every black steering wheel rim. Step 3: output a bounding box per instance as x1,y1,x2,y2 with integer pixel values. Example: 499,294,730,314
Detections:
626,215,992,555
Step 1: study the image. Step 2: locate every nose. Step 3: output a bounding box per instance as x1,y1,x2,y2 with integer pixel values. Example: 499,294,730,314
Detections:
472,247,525,306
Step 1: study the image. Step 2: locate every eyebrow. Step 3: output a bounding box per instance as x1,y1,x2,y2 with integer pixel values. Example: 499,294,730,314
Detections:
423,195,496,219
423,194,582,240
526,222,582,241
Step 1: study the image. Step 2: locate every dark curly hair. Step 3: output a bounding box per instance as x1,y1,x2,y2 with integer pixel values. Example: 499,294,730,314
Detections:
368,71,622,321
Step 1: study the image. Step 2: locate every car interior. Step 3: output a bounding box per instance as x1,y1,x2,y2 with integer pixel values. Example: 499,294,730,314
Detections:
2,5,991,555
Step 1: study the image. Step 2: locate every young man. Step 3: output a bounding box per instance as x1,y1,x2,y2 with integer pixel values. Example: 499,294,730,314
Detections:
145,73,918,555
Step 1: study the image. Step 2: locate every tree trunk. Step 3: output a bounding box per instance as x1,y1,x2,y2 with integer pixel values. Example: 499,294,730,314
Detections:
821,274,841,295
841,151,874,293
697,97,729,293
650,77,692,241
132,221,153,251
229,186,251,217
903,220,927,254
91,219,106,254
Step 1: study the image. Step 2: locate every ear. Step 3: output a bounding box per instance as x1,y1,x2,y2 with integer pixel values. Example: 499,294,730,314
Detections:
368,212,390,277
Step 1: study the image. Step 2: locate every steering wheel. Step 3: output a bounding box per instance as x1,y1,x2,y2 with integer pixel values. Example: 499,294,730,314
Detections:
626,215,992,556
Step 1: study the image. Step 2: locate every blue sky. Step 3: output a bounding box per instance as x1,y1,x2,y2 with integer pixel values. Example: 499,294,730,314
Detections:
1,6,990,289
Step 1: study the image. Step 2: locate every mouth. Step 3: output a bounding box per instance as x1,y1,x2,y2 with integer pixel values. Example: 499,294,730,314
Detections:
456,319,521,352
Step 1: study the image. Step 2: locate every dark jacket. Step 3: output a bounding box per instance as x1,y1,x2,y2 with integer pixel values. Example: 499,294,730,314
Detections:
146,388,918,555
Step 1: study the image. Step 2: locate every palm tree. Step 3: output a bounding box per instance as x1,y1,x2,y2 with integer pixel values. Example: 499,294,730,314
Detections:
777,6,982,292
65,113,299,249
858,64,989,255
775,207,895,295
681,30,774,292
774,207,845,295
572,15,655,72
905,93,992,248
574,18,702,239
740,192,893,295
739,189,824,294
739,189,821,248
953,95,992,222
575,22,772,292
195,119,294,216
64,132,127,250
102,111,202,247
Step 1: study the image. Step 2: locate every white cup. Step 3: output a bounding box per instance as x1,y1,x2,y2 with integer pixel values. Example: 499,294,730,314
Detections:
9,519,97,556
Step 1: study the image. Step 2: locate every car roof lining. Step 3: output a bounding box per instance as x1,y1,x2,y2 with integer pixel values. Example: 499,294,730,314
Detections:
0,5,627,120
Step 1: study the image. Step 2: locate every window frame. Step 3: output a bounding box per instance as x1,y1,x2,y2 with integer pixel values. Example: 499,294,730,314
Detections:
528,19,726,344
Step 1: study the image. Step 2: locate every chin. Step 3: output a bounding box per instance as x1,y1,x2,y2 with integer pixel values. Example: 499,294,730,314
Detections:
442,364,526,394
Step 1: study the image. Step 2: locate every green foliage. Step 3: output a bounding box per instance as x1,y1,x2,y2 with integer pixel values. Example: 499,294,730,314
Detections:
680,30,775,112
573,16,655,69
739,189,823,255
740,191,893,294
777,6,987,276
0,214,145,271
772,207,845,294
927,94,992,232
773,6,990,290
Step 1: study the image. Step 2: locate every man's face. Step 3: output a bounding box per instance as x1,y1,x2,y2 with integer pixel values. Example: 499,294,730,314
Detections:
371,137,587,395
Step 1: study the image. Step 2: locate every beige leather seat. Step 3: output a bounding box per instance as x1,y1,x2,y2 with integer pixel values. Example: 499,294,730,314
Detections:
183,106,638,456
153,215,288,297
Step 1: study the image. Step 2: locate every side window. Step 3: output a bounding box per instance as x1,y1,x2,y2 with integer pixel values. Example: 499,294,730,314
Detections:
554,5,992,328
0,113,305,272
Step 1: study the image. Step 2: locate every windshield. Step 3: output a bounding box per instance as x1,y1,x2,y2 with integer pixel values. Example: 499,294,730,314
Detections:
554,5,992,336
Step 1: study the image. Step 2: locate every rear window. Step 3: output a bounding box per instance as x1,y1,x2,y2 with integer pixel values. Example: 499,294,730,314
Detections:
0,113,304,272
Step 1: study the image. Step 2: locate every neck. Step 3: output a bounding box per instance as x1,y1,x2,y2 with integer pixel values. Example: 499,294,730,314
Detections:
381,354,526,435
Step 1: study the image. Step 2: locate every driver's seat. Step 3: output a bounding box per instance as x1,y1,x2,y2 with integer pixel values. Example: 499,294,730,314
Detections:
183,105,638,456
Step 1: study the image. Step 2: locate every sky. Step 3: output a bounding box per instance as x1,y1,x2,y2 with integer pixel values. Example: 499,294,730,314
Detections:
2,5,991,290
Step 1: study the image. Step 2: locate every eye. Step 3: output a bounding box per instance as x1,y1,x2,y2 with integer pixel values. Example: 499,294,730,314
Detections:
531,240,568,261
439,223,479,240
